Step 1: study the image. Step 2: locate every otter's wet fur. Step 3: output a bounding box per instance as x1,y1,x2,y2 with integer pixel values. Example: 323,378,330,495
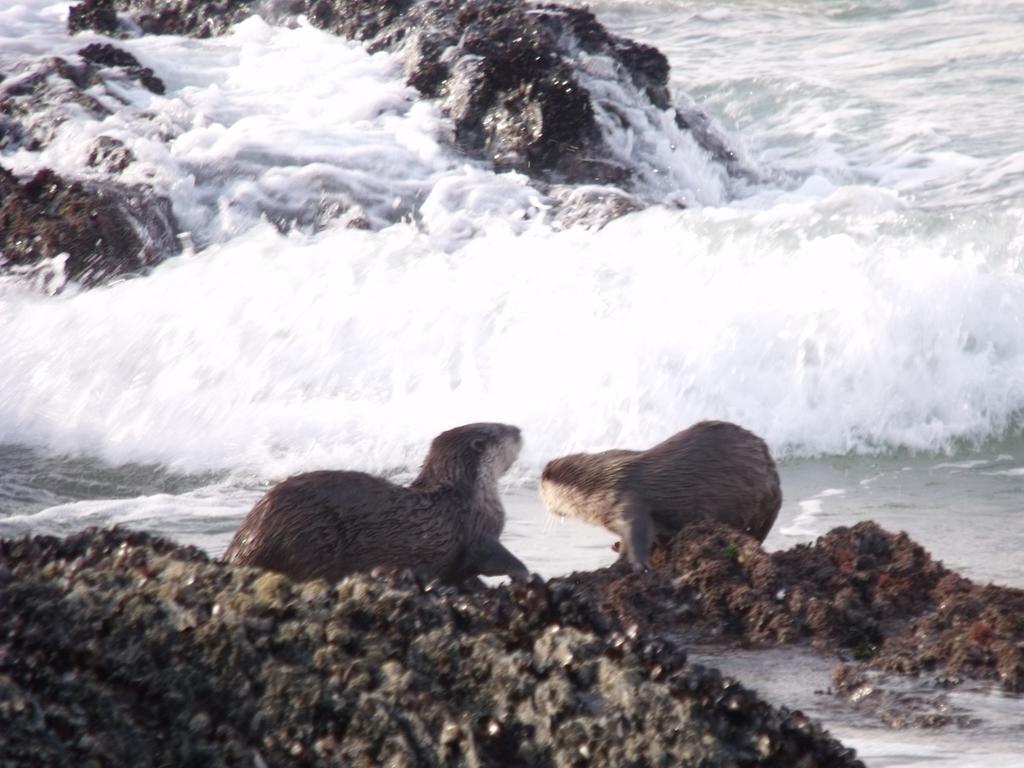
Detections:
540,421,781,570
224,423,527,583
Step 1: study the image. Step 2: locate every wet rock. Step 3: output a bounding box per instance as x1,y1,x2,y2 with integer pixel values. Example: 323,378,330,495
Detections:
876,576,1024,691
0,166,180,289
87,135,136,173
311,0,741,185
546,185,644,230
78,43,165,94
0,58,110,151
0,49,182,289
562,520,1024,693
68,0,121,36
6,42,374,245
359,0,610,180
0,527,863,766
563,522,800,647
69,0,747,193
830,664,980,729
0,49,165,152
69,0,302,38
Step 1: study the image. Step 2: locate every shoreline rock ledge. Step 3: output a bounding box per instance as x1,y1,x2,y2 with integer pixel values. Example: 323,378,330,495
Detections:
1,527,862,767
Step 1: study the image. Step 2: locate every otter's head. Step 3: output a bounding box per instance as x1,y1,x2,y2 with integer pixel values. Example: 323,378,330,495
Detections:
540,449,636,521
413,422,522,494
540,455,584,518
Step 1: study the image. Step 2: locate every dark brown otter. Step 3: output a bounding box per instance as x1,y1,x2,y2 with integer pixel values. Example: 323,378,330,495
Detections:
540,420,781,570
223,423,528,583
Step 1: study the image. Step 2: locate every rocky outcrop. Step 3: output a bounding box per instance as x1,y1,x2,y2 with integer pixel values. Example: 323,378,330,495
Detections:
68,0,747,190
68,0,122,36
0,48,182,288
2,59,106,153
310,0,685,183
69,0,300,38
0,48,162,152
77,43,166,95
0,166,179,290
0,527,862,767
563,520,1024,693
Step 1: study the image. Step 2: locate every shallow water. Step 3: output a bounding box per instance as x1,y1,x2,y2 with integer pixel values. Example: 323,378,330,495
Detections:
2,0,1024,764
688,647,1024,768
4,446,1022,588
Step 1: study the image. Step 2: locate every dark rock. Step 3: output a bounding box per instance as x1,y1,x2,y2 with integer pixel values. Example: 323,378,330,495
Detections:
0,50,182,289
0,51,166,153
876,576,1024,691
0,58,111,151
78,43,165,94
547,185,643,230
0,166,180,289
312,0,744,186
562,520,1024,693
70,0,305,37
4,41,381,246
0,526,863,766
87,135,136,173
68,0,121,36
306,0,411,41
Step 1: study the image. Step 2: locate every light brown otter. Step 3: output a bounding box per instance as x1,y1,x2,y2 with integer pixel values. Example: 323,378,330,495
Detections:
224,422,528,583
540,420,781,570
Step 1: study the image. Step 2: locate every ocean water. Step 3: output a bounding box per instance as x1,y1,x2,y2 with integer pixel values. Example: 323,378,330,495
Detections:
1,0,1023,764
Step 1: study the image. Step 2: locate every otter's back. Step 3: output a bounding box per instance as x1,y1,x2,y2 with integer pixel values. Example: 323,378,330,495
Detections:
632,421,781,541
223,470,440,582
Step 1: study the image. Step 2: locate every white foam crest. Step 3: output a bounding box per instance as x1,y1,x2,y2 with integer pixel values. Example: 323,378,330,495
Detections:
572,47,730,206
0,489,253,529
779,498,822,538
3,195,1024,478
779,486,845,538
818,488,845,498
0,485,262,555
983,467,1024,478
933,458,1010,471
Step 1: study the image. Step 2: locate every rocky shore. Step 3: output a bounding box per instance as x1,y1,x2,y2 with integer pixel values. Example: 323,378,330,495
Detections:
1,526,863,767
3,518,1021,764
564,520,1024,694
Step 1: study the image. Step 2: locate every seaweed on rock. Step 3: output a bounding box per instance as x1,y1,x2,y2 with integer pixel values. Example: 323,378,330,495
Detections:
564,520,1024,693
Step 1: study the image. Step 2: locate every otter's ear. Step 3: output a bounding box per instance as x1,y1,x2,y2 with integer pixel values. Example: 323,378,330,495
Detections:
470,436,487,452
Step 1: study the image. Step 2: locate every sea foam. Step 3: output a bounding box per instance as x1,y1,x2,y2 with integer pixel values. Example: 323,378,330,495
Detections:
3,195,1024,479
